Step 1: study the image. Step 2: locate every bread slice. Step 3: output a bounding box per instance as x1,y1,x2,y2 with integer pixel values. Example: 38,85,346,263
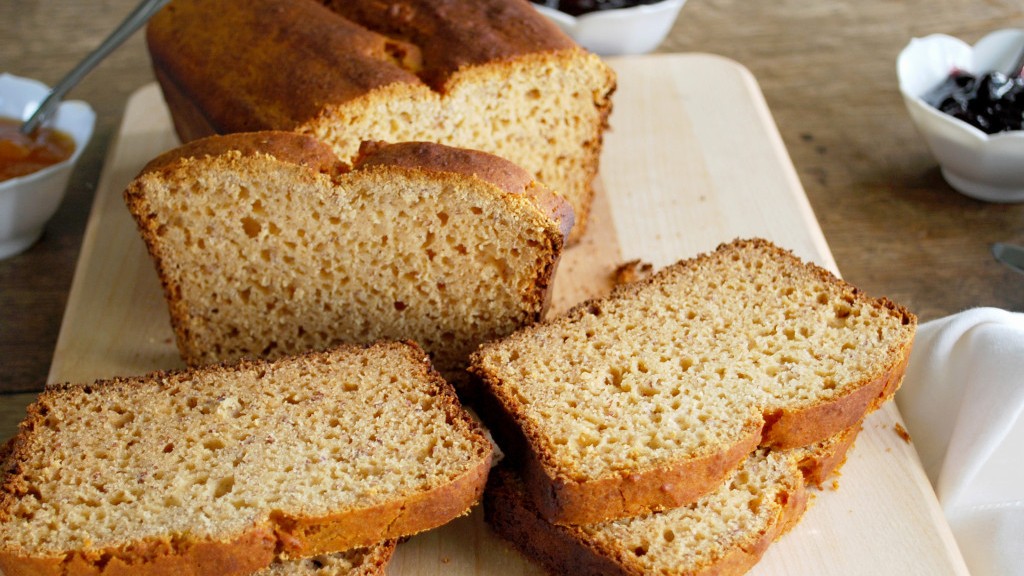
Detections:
484,449,808,576
145,0,615,243
469,238,916,524
0,440,397,576
123,132,571,386
0,341,492,575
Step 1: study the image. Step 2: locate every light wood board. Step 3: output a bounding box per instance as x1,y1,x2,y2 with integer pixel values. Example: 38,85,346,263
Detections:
35,54,968,575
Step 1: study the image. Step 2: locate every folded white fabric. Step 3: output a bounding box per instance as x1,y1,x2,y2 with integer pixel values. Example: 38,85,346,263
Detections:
896,307,1024,576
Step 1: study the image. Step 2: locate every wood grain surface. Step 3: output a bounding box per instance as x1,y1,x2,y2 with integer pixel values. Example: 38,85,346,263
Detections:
1,0,1022,395
9,58,970,575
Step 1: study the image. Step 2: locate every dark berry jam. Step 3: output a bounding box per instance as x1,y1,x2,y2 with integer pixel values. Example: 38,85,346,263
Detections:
532,0,666,17
922,69,1024,134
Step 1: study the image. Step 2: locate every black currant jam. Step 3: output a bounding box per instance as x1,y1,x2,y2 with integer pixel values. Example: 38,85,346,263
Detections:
531,0,666,17
922,69,1024,134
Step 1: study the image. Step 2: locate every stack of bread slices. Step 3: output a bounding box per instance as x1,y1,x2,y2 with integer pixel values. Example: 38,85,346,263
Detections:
0,0,919,575
468,238,916,575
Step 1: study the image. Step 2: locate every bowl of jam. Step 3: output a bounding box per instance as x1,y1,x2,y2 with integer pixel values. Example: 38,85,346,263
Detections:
530,0,686,55
898,29,1024,202
0,73,95,259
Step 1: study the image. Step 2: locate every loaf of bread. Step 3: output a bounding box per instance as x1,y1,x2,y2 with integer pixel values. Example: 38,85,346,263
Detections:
470,238,916,524
146,0,616,243
485,449,808,576
0,341,492,575
123,132,571,387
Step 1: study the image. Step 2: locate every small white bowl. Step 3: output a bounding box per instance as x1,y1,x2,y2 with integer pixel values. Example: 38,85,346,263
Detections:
0,73,95,259
533,0,686,56
897,29,1024,202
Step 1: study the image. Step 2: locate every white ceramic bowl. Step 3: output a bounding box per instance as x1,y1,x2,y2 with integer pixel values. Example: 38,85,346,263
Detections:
0,73,95,259
897,29,1024,202
533,0,686,56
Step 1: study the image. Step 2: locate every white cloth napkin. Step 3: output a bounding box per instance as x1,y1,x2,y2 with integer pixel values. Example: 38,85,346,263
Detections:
896,307,1024,576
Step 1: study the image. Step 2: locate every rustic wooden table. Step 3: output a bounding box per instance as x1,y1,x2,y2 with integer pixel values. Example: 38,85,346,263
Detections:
0,1,1022,405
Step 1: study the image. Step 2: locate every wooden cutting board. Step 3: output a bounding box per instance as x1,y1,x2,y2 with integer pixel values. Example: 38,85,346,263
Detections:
42,54,969,575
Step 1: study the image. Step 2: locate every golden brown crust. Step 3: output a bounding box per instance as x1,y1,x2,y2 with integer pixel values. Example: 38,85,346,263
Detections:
147,0,425,134
795,424,861,487
483,458,809,576
484,469,630,576
321,0,575,90
611,260,655,287
532,430,763,526
138,131,347,178
760,315,913,450
152,65,220,144
0,527,277,576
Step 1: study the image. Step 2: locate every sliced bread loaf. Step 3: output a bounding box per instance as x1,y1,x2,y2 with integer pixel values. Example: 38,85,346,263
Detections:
484,449,808,576
146,0,616,243
0,341,492,575
123,132,571,386
470,238,916,524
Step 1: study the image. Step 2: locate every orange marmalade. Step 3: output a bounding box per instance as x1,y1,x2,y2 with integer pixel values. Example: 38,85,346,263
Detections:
0,117,76,182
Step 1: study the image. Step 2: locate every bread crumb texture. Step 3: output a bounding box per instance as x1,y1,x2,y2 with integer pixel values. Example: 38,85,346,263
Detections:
472,238,916,484
0,342,490,566
125,143,564,383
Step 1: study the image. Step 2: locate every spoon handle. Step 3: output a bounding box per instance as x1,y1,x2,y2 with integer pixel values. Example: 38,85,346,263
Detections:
20,0,171,135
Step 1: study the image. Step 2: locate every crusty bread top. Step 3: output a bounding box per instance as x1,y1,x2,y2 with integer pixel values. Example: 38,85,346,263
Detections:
147,0,575,132
354,140,575,240
147,0,424,132
470,238,915,523
137,133,574,242
322,0,575,90
0,342,492,570
139,131,348,178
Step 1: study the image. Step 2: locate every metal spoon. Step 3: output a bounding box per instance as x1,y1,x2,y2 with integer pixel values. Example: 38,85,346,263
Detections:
19,0,170,135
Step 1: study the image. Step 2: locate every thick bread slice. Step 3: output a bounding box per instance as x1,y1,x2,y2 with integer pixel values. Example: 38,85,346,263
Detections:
0,342,492,576
484,449,808,576
0,441,397,576
146,0,615,243
469,238,916,524
123,132,571,387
